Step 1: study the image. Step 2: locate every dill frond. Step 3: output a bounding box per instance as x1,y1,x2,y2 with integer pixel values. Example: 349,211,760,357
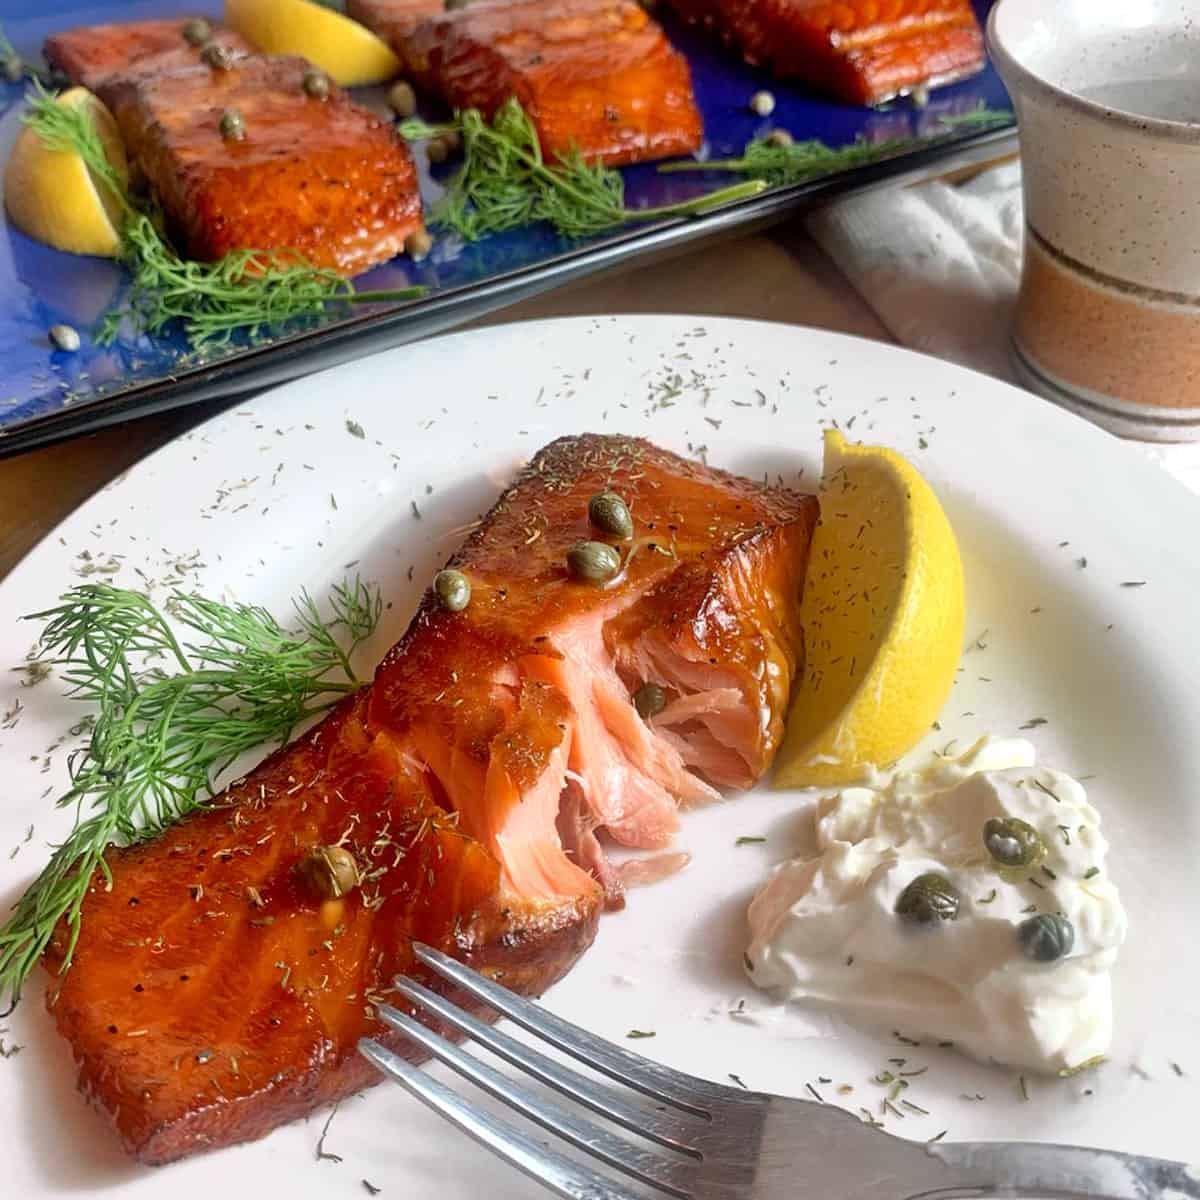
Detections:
0,577,383,1009
658,102,1013,186
402,98,766,241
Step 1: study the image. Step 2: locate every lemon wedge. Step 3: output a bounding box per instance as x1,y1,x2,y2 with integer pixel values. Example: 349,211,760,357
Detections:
225,0,401,86
4,88,128,258
774,429,965,788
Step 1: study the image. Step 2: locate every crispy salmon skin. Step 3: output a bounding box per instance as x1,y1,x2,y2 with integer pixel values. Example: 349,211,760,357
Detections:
45,435,817,1163
93,53,421,275
350,0,703,165
662,0,985,105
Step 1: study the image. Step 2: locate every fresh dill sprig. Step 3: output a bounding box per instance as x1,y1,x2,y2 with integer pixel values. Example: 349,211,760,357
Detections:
21,81,424,346
0,23,52,85
400,98,766,241
658,102,1013,186
0,577,382,1010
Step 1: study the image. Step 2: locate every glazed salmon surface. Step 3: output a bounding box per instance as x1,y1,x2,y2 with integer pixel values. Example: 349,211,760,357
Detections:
44,19,254,91
45,435,816,1163
94,53,422,275
662,0,984,105
353,0,704,165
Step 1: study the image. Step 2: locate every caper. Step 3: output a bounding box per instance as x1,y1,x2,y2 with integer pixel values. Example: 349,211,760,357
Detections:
765,129,794,148
984,816,1046,869
566,540,621,584
302,69,330,99
434,568,471,612
588,492,633,540
405,228,434,262
895,872,960,925
182,18,212,46
388,80,418,118
1018,912,1074,963
219,108,245,141
633,682,667,720
298,845,360,900
48,323,81,352
427,129,462,164
201,41,234,71
749,90,776,117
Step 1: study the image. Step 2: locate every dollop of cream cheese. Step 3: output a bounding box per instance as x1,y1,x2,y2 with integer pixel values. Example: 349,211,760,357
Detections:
745,737,1127,1073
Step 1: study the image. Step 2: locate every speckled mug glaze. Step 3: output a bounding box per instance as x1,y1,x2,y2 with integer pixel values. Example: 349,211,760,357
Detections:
989,0,1200,441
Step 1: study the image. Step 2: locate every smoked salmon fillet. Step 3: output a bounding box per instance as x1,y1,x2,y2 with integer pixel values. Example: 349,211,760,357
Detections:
44,18,254,91
44,435,817,1163
92,52,421,275
349,0,704,166
661,0,985,106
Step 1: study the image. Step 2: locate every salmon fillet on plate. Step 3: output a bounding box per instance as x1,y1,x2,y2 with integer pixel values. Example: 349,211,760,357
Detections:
44,435,817,1163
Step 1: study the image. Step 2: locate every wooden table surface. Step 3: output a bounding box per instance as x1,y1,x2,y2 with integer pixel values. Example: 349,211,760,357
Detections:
0,223,889,580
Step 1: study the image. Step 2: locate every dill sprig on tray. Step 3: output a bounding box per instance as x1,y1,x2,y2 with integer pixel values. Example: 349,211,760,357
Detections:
400,98,767,241
0,577,382,1010
658,102,1013,186
21,81,424,347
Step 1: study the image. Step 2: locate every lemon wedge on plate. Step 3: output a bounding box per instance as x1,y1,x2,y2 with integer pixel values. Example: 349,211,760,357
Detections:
225,0,401,85
774,429,965,788
4,87,128,258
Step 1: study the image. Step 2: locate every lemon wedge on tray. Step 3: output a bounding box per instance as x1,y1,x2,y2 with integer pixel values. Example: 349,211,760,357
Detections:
4,87,128,258
774,429,965,788
225,0,401,86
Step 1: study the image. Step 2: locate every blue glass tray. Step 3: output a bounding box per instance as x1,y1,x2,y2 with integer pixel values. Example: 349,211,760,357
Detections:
0,0,1012,455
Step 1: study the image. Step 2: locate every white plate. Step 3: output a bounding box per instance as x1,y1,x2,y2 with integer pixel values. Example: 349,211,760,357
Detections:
1,316,1197,1198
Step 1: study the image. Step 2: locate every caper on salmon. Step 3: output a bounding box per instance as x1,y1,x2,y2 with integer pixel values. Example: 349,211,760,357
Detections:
201,41,234,70
219,109,245,141
566,540,621,583
588,491,633,540
895,872,960,924
182,18,211,46
434,569,471,612
302,69,330,100
298,845,360,900
633,682,667,719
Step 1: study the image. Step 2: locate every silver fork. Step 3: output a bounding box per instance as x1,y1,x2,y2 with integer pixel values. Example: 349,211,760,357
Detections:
359,943,1198,1200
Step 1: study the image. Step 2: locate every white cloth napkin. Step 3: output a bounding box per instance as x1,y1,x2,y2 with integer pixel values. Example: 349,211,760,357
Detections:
805,161,1200,495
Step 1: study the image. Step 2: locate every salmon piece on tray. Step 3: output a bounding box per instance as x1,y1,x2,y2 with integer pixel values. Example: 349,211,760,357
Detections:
92,52,421,275
349,0,704,165
45,435,817,1163
44,18,254,91
662,0,985,106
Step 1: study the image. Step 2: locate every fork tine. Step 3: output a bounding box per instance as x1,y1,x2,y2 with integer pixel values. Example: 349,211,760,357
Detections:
391,977,702,1153
359,1038,640,1200
376,1003,696,1198
412,942,727,1111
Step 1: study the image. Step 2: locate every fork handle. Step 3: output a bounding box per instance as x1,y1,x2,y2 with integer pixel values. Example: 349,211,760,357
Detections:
927,1140,1199,1199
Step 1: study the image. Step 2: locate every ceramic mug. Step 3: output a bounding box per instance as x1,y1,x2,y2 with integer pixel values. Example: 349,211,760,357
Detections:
988,0,1200,441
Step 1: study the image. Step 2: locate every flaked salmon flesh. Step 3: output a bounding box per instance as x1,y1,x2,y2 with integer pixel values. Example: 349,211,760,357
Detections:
44,435,817,1163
